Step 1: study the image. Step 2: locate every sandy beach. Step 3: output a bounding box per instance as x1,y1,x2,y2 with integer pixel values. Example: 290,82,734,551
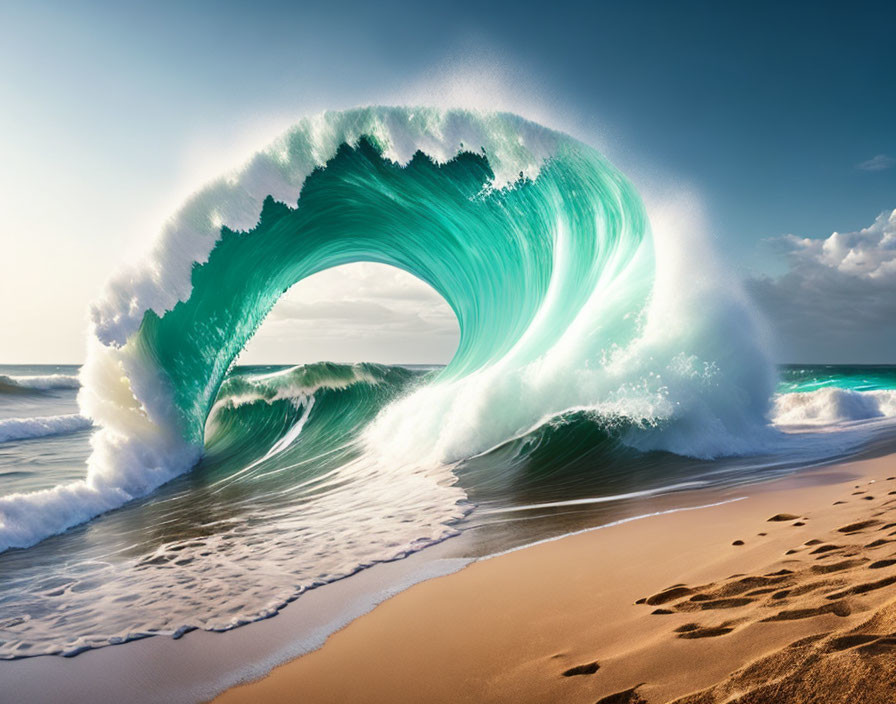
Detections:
215,453,896,704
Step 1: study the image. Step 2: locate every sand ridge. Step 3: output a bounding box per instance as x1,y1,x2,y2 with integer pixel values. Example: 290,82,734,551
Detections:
626,477,896,702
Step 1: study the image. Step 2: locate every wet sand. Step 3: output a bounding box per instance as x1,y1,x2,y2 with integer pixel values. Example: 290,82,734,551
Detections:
215,454,896,703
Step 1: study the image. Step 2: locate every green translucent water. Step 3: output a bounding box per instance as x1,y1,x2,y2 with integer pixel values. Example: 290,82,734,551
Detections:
136,136,649,449
778,365,896,393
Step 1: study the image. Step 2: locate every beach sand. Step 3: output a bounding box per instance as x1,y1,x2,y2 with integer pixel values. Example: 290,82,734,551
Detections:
214,453,896,703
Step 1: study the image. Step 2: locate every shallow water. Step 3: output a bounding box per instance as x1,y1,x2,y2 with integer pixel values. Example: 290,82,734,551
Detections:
0,363,894,659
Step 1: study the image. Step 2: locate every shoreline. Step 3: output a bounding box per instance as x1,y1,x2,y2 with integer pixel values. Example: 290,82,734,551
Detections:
1,540,474,704
0,482,757,703
3,451,895,703
214,453,896,703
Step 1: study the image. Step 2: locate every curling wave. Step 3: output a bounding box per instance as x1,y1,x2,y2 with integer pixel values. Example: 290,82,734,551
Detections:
0,107,776,553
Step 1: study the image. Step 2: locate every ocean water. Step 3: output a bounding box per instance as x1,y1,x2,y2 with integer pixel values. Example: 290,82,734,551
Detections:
1,108,894,660
0,362,894,658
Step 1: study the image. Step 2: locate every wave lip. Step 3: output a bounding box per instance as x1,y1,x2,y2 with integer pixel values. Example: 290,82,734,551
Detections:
0,414,92,443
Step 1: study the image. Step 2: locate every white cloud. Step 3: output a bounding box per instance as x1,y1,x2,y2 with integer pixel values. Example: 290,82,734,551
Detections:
748,209,896,362
776,209,896,277
857,154,896,172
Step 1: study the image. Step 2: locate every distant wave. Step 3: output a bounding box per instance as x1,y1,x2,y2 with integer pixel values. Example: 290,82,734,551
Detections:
773,388,896,426
0,374,80,395
0,414,91,443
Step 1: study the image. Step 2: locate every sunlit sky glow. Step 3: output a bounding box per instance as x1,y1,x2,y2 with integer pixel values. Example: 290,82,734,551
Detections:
1,0,893,363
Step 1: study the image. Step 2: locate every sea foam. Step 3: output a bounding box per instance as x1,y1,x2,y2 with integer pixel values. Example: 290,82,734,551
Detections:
773,388,896,425
0,414,91,443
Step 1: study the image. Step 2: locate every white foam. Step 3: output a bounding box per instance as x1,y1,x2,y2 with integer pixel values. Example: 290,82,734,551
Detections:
772,388,896,426
209,364,380,413
0,414,91,443
480,481,710,513
362,189,779,465
485,496,749,559
0,481,126,552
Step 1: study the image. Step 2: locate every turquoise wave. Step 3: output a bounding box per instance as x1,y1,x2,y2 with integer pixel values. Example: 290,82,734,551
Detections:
0,107,776,553
778,365,896,394
139,134,649,451
203,363,422,485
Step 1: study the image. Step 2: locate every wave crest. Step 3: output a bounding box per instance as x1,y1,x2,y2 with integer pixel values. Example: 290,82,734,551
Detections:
773,388,896,425
0,415,91,443
0,374,80,394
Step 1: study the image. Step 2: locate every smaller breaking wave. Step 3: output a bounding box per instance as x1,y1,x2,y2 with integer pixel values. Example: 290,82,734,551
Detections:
773,388,896,426
209,362,402,411
0,374,80,395
774,366,896,427
0,414,92,443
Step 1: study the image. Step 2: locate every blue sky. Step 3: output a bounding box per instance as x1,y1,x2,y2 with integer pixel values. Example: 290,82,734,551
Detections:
1,0,893,362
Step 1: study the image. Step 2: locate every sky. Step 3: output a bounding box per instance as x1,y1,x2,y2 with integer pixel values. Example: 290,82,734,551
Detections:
0,0,893,364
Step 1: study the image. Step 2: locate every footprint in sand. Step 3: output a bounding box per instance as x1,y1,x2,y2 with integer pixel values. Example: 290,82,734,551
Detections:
768,513,800,522
761,600,852,621
865,539,892,548
561,661,599,677
595,686,647,704
675,623,735,639
811,558,867,573
809,544,842,555
693,597,755,610
825,575,896,599
643,586,693,605
635,493,896,660
827,634,880,651
838,520,880,533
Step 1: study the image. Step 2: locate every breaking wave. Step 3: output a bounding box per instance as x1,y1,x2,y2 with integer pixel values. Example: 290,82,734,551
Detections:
0,107,775,554
0,414,91,443
0,374,80,395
